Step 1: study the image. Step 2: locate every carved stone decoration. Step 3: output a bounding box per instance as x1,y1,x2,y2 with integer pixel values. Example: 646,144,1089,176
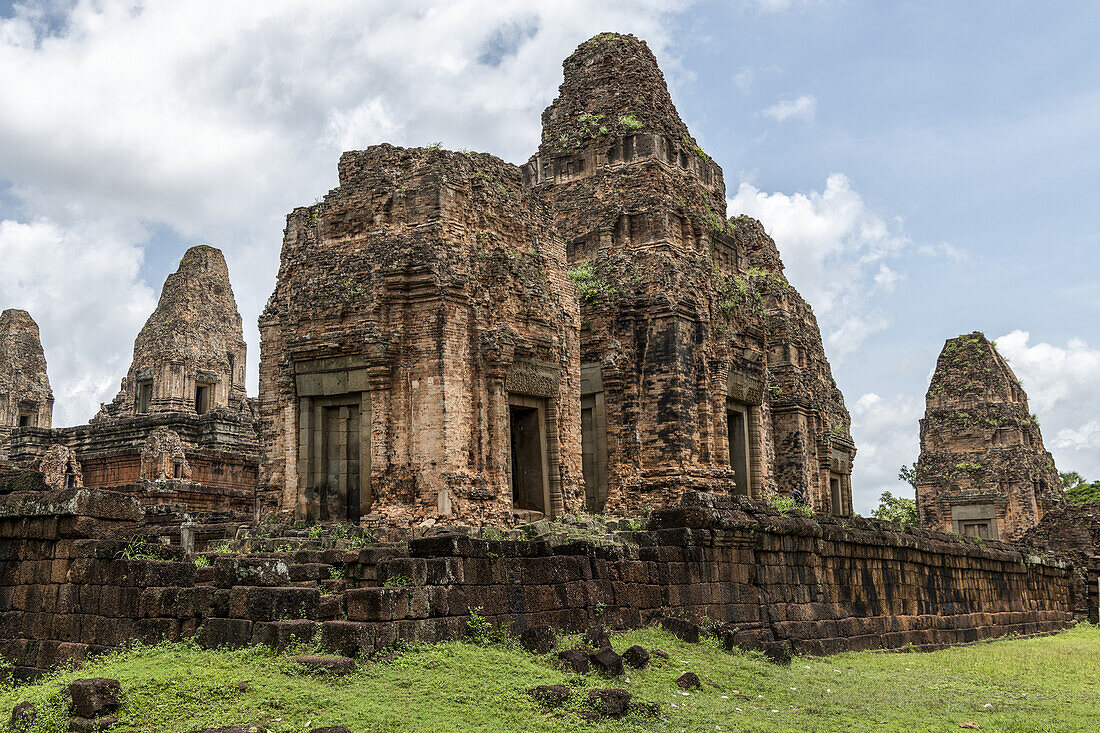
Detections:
506,361,560,399
140,427,192,482
37,444,82,491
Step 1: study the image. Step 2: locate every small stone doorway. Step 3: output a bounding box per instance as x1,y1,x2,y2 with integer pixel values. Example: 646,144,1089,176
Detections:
726,401,750,496
509,396,549,514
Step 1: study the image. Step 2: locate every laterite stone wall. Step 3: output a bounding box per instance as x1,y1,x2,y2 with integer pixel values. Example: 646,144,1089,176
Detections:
0,490,1075,680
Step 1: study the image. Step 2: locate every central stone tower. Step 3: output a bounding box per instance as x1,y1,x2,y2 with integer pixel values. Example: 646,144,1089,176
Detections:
524,33,855,513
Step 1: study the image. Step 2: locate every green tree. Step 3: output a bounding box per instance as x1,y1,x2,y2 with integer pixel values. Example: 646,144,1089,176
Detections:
871,491,918,525
1061,471,1100,504
898,463,917,489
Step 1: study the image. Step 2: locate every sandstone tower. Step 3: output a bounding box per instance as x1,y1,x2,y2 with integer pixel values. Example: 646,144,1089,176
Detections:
523,33,855,514
0,309,54,458
259,147,581,524
95,245,249,420
916,332,1063,540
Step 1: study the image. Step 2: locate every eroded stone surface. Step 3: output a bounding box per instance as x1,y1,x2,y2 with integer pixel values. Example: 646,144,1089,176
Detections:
916,332,1063,541
259,146,581,525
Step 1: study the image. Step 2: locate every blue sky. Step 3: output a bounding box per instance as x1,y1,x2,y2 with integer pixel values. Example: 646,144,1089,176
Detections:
1,1,1098,512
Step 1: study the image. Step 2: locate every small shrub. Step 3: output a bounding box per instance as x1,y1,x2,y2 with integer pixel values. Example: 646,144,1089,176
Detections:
193,556,210,568
619,114,642,130
768,495,813,518
465,606,510,645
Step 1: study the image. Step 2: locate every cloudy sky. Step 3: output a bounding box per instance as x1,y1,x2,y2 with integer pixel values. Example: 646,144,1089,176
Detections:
1,1,1098,513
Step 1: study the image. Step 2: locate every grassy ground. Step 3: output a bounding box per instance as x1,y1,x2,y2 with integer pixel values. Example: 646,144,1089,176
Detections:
2,624,1097,732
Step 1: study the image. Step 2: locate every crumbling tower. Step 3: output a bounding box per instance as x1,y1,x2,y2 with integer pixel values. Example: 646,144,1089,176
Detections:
96,245,249,420
0,309,54,459
916,332,1063,540
524,33,854,514
259,146,581,524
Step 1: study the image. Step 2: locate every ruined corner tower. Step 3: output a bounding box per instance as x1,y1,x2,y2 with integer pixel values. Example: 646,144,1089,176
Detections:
0,309,53,459
259,146,581,525
916,332,1063,540
524,33,854,515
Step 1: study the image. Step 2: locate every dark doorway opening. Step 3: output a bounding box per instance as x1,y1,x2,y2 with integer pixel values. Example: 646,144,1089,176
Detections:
510,403,546,513
195,384,212,415
830,475,843,516
726,404,750,495
136,381,153,414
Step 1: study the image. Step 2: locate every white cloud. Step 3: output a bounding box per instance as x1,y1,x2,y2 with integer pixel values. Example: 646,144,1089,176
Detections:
993,330,1100,479
728,173,910,360
761,94,816,122
849,391,923,513
0,217,156,425
733,67,754,93
748,0,832,12
0,0,687,426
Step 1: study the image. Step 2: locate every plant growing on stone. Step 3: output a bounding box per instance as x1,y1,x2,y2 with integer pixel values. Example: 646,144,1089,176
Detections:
567,262,616,303
619,114,642,130
383,575,412,588
193,556,210,568
768,495,813,518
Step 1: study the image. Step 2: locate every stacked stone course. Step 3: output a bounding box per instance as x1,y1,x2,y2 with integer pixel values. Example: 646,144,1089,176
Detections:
0,488,1074,680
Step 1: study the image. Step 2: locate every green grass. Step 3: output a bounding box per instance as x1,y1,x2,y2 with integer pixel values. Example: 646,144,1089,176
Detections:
2,625,1098,732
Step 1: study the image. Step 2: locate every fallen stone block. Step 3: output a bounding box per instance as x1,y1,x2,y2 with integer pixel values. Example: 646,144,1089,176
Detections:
287,655,356,675
589,647,624,677
66,677,121,719
661,616,700,643
557,648,590,674
519,624,557,654
621,645,650,669
529,684,571,708
587,688,631,718
675,672,701,689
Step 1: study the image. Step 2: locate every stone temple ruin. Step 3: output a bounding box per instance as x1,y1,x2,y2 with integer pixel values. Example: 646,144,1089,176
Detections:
916,332,1064,541
258,32,855,527
0,34,1095,684
5,245,258,522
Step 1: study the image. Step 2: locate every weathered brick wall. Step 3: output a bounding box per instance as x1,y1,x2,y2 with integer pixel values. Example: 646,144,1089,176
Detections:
1020,501,1100,617
0,490,1075,680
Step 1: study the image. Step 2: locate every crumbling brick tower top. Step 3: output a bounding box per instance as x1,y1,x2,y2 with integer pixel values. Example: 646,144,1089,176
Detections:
916,331,1063,541
259,145,580,525
0,309,53,458
524,33,854,515
95,245,250,421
